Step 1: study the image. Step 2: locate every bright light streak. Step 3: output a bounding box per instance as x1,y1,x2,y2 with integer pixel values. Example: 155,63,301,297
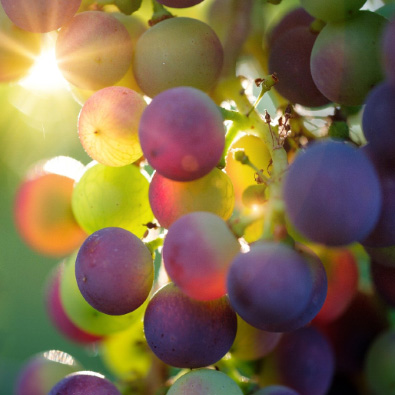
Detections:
19,34,68,92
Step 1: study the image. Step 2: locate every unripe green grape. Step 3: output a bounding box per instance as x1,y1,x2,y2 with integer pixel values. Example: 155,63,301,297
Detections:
72,162,152,238
168,369,243,394
133,17,223,97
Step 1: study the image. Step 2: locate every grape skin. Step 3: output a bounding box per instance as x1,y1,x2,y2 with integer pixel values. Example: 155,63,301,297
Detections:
157,0,204,8
75,227,154,315
132,17,223,97
144,283,237,368
149,168,234,229
283,140,382,246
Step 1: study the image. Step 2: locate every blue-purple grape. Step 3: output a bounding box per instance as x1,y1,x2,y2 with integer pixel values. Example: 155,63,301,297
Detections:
283,140,382,246
382,18,395,85
143,282,237,368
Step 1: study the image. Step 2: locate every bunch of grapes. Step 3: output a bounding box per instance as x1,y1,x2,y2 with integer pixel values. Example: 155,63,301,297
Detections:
4,0,395,394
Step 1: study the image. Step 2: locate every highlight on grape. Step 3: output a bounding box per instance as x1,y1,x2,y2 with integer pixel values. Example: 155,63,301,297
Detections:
2,0,395,394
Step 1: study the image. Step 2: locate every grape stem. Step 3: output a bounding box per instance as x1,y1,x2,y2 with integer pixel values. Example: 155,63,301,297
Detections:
149,0,173,26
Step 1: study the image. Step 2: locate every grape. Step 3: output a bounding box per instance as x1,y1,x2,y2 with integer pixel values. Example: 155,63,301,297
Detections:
60,252,144,336
100,319,152,381
225,134,271,208
139,86,225,181
78,86,146,167
15,351,81,395
252,385,300,395
143,282,237,368
1,0,81,33
376,4,395,19
382,19,395,86
0,8,41,82
75,227,153,315
14,158,87,257
262,327,335,395
312,248,358,324
300,0,366,22
45,265,103,344
230,315,282,361
167,369,242,395
267,7,314,47
149,168,234,229
226,242,315,332
370,260,395,307
362,82,395,166
283,140,382,246
71,162,153,239
132,17,223,97
56,11,133,90
162,212,240,300
365,330,395,395
310,11,387,106
268,26,331,108
49,371,121,395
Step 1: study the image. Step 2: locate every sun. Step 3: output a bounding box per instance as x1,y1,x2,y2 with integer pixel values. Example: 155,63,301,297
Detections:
19,33,68,92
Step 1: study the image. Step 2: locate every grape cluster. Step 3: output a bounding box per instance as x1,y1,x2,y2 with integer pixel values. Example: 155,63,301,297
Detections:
5,0,395,394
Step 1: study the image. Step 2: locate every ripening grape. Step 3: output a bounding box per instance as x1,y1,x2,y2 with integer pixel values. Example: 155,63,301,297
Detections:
156,0,204,8
15,351,81,395
60,252,144,336
14,157,87,257
78,86,146,167
283,140,382,246
362,82,395,166
260,327,335,395
133,17,223,97
310,11,387,106
139,86,225,181
149,168,234,229
230,315,282,361
365,330,395,395
45,265,103,344
268,25,331,108
163,212,240,300
71,162,152,239
0,8,41,83
225,134,271,208
226,242,315,332
56,11,133,90
144,282,237,368
49,371,121,395
1,0,81,33
167,369,243,395
300,0,366,22
75,227,153,315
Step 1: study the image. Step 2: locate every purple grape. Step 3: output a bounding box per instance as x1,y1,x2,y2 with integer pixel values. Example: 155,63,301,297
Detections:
274,327,335,395
382,18,395,85
253,385,300,395
143,282,237,368
156,0,204,7
48,371,121,394
283,140,382,246
139,87,225,181
268,26,330,107
362,82,395,165
75,227,154,315
267,7,314,47
226,242,315,332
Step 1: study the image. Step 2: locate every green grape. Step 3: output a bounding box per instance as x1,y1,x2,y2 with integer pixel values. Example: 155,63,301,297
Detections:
300,0,367,22
59,252,144,336
167,369,243,394
72,162,153,238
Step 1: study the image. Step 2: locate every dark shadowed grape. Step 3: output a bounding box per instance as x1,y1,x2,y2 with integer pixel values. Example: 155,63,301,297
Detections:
144,283,237,368
139,87,225,181
382,19,395,84
226,242,314,332
75,227,154,315
268,26,330,107
253,385,300,395
283,140,382,246
157,0,204,7
49,371,121,394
